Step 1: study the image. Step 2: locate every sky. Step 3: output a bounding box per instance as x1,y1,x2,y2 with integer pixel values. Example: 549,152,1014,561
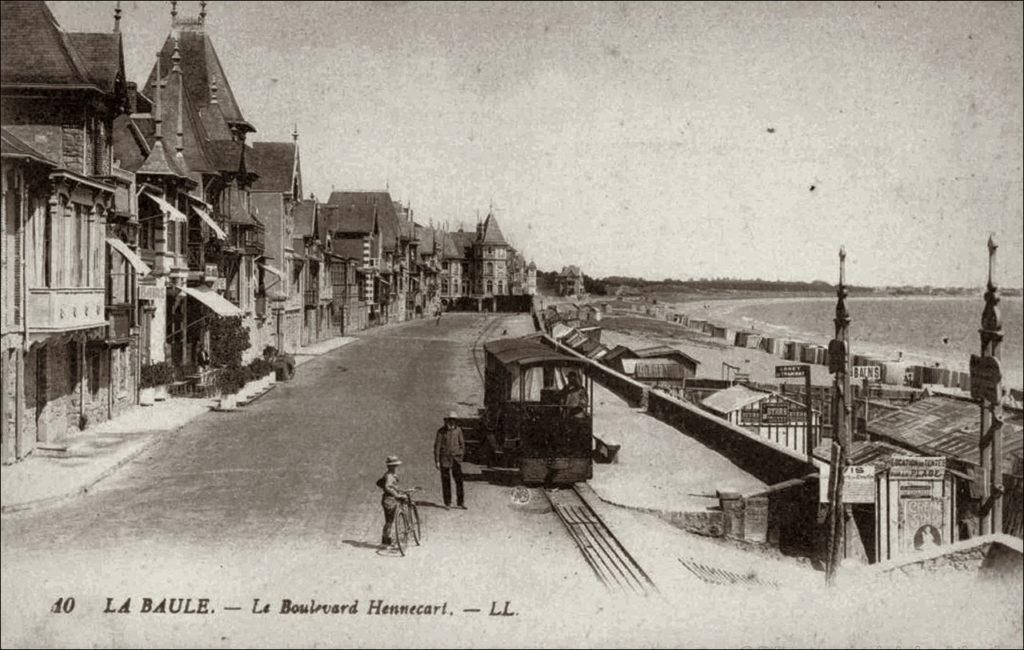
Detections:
48,1,1024,287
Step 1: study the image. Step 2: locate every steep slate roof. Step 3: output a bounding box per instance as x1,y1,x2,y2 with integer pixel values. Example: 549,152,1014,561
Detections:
144,24,253,132
701,385,768,415
66,32,123,92
479,213,508,246
0,128,56,166
292,200,316,238
442,231,462,259
1,1,92,88
251,142,298,193
332,238,365,261
450,230,476,256
144,69,215,175
560,265,582,277
327,191,398,250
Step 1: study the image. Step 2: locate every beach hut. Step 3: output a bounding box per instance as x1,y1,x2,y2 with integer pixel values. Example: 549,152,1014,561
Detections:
689,318,707,332
701,385,821,456
631,345,701,379
882,362,910,386
734,331,762,349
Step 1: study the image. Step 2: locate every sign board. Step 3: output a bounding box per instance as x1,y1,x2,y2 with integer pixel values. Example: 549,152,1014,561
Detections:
852,365,881,381
138,285,164,302
760,402,790,425
898,497,946,556
775,364,809,379
889,456,946,480
213,278,226,292
819,464,876,504
733,372,750,383
204,263,218,278
969,354,1002,403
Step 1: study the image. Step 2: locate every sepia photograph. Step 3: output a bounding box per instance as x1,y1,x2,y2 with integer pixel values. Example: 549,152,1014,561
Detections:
1,1,1022,647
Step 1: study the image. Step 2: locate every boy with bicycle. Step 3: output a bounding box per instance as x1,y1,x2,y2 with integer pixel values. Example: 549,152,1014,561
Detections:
378,455,407,547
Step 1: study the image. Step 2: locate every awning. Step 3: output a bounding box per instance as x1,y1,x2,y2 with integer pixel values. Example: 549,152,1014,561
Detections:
192,206,227,240
143,192,188,223
105,237,151,277
179,286,244,317
258,263,284,279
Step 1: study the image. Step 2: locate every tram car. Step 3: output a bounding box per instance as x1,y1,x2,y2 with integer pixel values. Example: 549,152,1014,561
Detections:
473,335,594,484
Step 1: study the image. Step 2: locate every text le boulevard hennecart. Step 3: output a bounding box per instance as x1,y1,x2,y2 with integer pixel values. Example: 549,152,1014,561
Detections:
53,597,517,617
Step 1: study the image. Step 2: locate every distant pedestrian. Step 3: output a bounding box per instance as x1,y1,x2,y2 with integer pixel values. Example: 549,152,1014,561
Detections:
435,306,443,326
377,455,406,547
434,411,466,509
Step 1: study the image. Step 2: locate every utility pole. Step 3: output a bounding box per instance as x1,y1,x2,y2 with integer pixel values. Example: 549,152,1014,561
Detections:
974,235,1004,535
826,246,852,585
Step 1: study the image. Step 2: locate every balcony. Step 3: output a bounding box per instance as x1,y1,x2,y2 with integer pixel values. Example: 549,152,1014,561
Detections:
27,288,106,337
304,290,319,308
106,303,133,344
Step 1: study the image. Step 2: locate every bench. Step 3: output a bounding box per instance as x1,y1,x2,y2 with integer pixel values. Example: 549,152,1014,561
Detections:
593,435,621,463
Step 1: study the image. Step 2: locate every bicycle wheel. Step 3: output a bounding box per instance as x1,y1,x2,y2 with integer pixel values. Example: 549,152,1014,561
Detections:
395,511,409,557
409,502,421,545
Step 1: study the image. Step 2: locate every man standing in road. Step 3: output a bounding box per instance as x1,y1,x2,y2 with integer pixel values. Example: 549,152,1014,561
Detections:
435,412,466,509
378,455,405,547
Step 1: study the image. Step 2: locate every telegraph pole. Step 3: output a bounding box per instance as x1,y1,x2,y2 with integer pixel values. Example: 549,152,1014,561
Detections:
826,246,852,585
975,235,1004,535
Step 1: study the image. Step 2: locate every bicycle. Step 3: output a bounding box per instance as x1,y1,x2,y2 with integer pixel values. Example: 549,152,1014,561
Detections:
393,487,422,556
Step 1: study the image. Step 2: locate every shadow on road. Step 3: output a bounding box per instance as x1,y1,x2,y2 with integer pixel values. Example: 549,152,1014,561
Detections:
414,500,448,510
341,539,381,551
462,467,521,487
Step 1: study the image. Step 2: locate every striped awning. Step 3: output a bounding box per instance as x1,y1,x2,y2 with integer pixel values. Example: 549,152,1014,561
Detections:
105,238,151,277
258,263,284,279
179,286,244,318
142,192,188,223
192,206,227,240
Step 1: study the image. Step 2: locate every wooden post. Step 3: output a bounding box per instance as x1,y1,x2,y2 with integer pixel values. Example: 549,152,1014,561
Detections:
826,246,852,585
805,368,814,458
978,235,1004,535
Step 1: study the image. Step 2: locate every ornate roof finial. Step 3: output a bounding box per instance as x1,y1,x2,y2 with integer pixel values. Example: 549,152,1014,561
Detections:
114,0,122,32
981,233,1002,334
170,0,178,22
209,77,219,104
200,0,208,24
152,53,164,142
292,123,299,142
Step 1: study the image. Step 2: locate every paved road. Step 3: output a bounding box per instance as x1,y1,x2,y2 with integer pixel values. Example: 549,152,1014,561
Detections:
1,313,616,648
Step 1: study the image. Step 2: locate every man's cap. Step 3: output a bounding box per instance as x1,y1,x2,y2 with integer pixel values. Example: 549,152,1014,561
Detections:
386,455,402,466
447,410,458,419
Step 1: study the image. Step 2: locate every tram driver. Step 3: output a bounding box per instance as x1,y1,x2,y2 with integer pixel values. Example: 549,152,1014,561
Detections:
560,370,588,419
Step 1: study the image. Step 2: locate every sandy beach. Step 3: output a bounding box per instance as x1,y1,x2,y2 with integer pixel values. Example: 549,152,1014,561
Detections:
623,295,1024,389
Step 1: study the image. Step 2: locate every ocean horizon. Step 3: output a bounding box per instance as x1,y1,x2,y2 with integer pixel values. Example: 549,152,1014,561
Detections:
676,295,1023,389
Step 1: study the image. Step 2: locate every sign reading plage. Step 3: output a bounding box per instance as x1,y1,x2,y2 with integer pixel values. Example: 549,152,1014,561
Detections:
889,456,946,480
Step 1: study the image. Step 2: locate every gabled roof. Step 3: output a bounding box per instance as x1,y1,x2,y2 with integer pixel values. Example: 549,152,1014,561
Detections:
633,345,701,366
441,231,462,259
601,345,636,364
66,32,123,93
1,1,92,88
868,394,1024,477
251,142,298,194
701,385,769,415
332,238,365,261
327,191,397,249
479,213,508,246
144,24,253,133
0,128,55,167
250,191,285,235
560,265,582,277
450,229,476,256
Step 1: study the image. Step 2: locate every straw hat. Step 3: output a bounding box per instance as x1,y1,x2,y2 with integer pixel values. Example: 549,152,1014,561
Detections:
385,455,402,467
447,410,458,419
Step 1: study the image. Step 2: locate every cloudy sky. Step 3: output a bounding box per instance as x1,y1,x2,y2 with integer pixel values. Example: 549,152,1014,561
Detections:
50,1,1023,287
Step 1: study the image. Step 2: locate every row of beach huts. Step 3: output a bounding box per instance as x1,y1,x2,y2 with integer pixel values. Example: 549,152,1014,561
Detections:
600,301,976,392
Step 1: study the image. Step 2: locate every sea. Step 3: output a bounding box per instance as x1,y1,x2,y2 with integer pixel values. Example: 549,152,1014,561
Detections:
681,296,1023,389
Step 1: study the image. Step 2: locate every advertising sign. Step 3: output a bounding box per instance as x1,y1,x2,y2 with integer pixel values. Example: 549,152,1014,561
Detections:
819,464,876,504
898,497,946,555
852,365,881,381
760,402,790,425
775,364,809,379
889,456,946,480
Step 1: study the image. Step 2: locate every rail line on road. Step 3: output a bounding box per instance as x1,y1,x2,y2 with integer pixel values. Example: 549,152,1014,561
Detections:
470,315,505,385
545,487,658,597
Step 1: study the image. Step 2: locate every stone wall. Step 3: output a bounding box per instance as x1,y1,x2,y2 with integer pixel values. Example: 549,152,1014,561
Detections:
283,309,301,353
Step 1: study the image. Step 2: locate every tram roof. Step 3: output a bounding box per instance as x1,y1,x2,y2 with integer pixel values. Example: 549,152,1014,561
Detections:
484,335,586,367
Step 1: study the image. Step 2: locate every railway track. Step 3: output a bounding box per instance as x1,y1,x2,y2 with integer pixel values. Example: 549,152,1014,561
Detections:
545,487,658,597
470,314,504,384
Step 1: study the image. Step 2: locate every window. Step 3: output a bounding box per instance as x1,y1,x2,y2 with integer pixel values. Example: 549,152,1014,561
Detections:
486,280,493,294
43,203,52,287
486,262,493,275
89,347,102,396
